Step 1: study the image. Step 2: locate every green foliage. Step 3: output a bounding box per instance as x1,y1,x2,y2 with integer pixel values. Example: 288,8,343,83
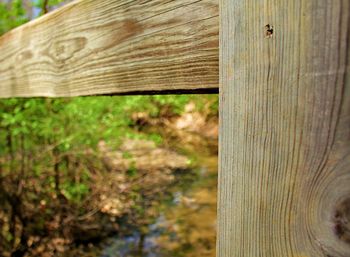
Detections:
0,0,28,35
62,181,89,202
0,94,217,181
32,0,61,8
0,0,69,36
126,164,138,177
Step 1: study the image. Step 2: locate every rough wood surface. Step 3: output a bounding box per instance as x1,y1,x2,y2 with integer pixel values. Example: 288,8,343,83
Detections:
0,0,218,98
218,0,350,256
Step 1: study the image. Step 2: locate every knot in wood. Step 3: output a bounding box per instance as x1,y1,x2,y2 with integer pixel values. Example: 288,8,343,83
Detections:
265,24,273,38
334,198,350,244
48,37,87,62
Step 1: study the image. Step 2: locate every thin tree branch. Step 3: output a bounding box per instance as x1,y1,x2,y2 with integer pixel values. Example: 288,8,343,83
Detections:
42,0,49,14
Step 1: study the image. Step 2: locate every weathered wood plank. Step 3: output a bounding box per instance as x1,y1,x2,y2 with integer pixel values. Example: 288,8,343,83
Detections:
218,0,350,256
0,0,218,98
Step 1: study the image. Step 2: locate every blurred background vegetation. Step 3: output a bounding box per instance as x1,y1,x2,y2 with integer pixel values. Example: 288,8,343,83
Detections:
0,1,218,257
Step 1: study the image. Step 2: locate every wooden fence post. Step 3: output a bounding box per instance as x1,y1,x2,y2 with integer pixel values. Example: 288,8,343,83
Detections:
218,0,350,256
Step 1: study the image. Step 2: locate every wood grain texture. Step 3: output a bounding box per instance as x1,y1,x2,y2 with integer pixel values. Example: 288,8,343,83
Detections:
218,0,350,256
0,0,218,97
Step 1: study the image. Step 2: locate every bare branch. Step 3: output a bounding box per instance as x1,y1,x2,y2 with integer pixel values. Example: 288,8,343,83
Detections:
42,0,49,14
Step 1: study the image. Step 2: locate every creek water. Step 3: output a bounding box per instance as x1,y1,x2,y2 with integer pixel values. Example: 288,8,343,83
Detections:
99,137,217,257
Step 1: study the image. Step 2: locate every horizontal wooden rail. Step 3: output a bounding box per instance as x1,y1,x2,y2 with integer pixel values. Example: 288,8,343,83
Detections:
0,0,218,98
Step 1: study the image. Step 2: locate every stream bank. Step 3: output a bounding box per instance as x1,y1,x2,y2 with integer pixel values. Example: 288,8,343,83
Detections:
100,135,217,257
3,100,218,257
74,106,218,257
